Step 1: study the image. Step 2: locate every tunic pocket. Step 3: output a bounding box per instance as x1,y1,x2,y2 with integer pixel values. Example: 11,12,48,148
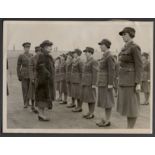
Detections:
97,72,108,86
119,69,135,86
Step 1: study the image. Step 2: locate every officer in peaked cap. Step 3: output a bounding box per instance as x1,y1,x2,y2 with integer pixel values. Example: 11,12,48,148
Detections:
17,42,33,108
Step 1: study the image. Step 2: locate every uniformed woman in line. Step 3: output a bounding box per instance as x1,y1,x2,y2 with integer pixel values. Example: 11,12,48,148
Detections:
55,57,61,101
117,27,142,128
96,39,115,127
28,46,41,113
71,49,83,112
35,40,55,121
59,54,68,104
65,51,75,108
81,47,98,119
141,52,150,105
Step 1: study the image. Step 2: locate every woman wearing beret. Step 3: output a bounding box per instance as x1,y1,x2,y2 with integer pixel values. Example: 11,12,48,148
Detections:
81,47,98,119
141,52,150,105
71,49,83,112
59,54,68,104
117,27,142,128
55,57,62,101
96,39,115,127
65,52,75,108
35,40,55,121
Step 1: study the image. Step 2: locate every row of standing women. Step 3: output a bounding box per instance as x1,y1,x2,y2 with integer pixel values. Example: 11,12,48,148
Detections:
16,26,150,128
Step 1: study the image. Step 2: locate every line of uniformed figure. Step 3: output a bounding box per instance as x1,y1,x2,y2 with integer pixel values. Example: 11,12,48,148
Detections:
16,27,150,128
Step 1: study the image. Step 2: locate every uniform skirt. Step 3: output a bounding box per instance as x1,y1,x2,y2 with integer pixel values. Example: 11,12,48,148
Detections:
141,81,150,93
81,85,96,103
97,86,114,108
66,82,71,97
60,80,67,94
117,86,140,117
56,81,60,91
71,83,81,99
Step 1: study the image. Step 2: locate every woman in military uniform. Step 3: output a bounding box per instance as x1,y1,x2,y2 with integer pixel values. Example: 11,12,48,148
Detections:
59,54,67,104
81,47,98,119
70,49,83,112
117,27,142,128
35,40,55,121
65,51,75,108
96,39,115,127
55,57,61,101
141,52,150,105
28,46,41,113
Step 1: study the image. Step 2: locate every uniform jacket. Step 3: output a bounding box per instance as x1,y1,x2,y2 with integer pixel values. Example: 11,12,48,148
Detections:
35,52,55,101
17,52,33,80
71,57,83,84
97,51,115,87
118,41,142,86
81,57,98,86
59,61,66,81
29,54,40,80
65,60,72,83
142,61,150,81
55,63,61,82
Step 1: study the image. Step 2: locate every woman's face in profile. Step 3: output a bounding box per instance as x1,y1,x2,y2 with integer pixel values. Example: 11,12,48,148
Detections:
122,33,131,43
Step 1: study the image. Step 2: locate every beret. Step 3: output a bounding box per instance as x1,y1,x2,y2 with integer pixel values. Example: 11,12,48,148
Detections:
73,49,82,56
40,40,53,48
22,42,31,47
98,39,111,48
83,47,94,54
35,46,41,51
119,27,135,38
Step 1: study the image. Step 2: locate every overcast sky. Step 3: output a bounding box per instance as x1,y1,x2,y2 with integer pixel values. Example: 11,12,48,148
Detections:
4,21,153,58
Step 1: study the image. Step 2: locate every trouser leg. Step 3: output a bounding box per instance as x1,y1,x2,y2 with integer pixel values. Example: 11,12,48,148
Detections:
21,79,30,107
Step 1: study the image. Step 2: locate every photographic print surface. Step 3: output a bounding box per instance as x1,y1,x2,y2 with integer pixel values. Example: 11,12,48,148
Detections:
3,20,154,134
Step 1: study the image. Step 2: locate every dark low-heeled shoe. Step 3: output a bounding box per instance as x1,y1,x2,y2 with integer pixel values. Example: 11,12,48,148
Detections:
38,116,50,122
72,108,82,112
86,114,94,119
83,113,90,118
67,104,76,108
96,121,111,127
96,120,105,127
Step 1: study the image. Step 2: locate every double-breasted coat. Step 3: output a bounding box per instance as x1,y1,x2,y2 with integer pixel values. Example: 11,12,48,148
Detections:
65,60,73,96
141,61,150,93
97,51,115,108
35,52,55,108
80,57,98,103
117,41,142,117
70,57,83,99
17,52,33,105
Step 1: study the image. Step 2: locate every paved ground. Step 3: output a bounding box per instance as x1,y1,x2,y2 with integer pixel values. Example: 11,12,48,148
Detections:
7,74,151,130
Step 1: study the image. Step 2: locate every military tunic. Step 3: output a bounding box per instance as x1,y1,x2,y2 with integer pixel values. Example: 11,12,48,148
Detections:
17,52,33,106
80,57,98,103
141,61,150,93
60,61,67,95
117,41,142,117
70,57,83,99
55,63,61,91
65,60,72,97
97,51,115,108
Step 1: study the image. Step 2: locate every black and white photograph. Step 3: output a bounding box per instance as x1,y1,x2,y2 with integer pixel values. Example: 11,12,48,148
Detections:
3,20,153,134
